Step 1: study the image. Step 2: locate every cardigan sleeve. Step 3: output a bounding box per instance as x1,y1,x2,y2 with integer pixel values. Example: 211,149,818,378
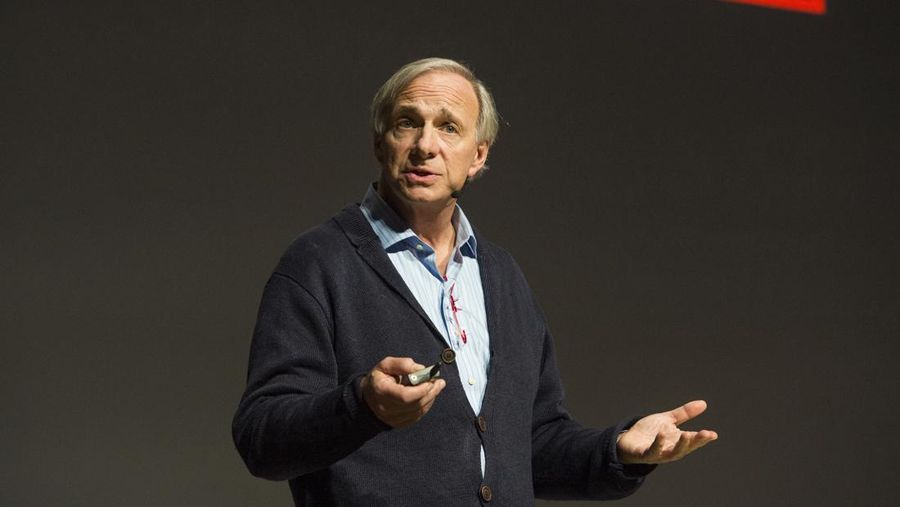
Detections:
530,312,656,499
232,273,389,481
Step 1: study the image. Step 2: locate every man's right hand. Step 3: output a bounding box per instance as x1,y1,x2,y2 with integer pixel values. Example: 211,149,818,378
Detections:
360,356,446,428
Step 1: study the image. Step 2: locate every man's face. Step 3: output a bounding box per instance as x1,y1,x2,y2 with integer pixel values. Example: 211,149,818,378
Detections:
375,71,489,208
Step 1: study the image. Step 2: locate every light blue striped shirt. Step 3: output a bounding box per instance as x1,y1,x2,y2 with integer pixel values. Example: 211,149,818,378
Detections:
360,184,491,475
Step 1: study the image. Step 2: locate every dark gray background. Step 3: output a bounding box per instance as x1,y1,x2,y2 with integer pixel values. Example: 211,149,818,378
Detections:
2,1,897,505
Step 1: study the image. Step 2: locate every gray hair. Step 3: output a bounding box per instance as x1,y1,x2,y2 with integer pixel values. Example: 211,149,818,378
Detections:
371,57,500,147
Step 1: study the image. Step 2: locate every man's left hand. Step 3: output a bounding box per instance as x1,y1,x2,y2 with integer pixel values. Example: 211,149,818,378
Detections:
616,400,718,465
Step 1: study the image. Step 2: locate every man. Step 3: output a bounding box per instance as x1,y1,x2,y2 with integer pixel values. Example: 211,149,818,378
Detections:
233,57,717,505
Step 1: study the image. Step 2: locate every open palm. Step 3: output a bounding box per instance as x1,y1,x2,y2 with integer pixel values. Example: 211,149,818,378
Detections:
616,400,718,465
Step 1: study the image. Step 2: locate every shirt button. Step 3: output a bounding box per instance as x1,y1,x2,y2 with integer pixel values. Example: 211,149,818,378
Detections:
441,348,456,364
415,243,424,251
479,484,493,502
476,415,487,433
468,377,476,385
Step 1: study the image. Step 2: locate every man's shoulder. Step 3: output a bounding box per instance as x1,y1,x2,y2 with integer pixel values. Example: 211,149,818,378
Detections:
473,234,522,274
273,205,368,280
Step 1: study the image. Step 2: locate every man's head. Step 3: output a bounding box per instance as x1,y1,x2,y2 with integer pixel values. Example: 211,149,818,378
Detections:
371,58,499,210
371,58,499,149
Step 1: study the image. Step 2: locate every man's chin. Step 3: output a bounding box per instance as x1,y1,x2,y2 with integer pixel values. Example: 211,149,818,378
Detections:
397,184,447,203
380,178,451,209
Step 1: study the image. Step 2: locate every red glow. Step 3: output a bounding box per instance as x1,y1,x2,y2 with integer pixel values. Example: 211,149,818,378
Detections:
725,0,826,15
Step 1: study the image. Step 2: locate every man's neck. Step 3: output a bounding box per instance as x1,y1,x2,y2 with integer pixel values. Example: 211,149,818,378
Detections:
378,182,457,253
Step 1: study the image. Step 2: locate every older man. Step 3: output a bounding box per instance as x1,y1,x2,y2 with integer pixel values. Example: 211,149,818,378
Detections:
233,57,717,505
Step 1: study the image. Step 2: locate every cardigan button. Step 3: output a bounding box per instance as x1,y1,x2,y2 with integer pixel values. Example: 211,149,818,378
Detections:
476,415,487,433
440,348,456,364
479,484,493,502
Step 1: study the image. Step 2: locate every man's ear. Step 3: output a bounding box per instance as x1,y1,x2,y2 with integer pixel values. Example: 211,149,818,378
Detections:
467,141,490,179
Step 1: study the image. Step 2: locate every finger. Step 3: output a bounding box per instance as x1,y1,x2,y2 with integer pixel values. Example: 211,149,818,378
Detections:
685,429,718,451
377,377,437,404
415,379,446,408
389,386,443,422
687,432,716,453
667,399,708,425
370,369,401,390
399,381,440,404
388,380,446,421
681,430,717,457
419,398,437,416
376,356,426,375
369,368,417,396
646,429,667,459
640,427,686,463
409,381,445,418
698,429,719,441
370,396,429,426
675,429,719,457
668,431,695,460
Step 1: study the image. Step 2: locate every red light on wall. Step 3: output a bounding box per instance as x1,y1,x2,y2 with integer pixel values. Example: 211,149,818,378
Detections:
725,0,826,15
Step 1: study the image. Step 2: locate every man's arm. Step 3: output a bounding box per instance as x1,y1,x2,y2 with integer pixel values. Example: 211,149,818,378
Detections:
528,326,718,498
232,273,385,480
232,273,445,481
530,325,656,500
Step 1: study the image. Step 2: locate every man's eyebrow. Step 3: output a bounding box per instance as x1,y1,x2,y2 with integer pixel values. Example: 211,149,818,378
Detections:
392,105,462,123
392,105,419,118
438,107,461,123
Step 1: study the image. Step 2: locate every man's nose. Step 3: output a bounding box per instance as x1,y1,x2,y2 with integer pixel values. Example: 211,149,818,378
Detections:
412,124,438,159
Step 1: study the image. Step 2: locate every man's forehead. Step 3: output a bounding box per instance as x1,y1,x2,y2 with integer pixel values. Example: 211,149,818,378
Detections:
394,71,478,111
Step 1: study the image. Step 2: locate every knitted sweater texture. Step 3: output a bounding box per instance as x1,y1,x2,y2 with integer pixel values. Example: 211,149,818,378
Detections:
233,206,652,505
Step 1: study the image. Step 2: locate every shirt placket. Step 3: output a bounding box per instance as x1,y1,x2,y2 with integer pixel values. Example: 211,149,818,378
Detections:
441,253,465,349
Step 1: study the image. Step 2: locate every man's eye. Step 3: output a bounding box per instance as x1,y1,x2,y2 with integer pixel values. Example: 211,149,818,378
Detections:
396,119,414,129
441,124,459,134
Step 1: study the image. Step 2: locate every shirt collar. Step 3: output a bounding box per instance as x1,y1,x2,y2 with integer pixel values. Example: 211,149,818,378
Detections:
360,183,478,258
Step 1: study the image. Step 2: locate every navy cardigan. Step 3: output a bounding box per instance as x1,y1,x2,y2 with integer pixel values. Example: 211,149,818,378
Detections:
233,206,653,505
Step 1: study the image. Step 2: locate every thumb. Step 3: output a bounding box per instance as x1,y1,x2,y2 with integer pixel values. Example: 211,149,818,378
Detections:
376,356,425,375
668,400,708,425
